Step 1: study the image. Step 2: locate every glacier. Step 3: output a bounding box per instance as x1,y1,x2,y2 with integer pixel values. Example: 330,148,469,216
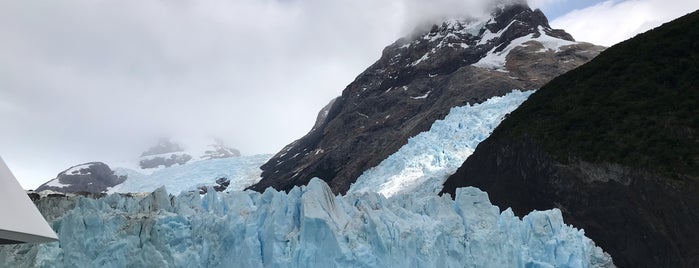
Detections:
0,90,614,267
0,179,612,267
350,90,533,198
108,154,271,195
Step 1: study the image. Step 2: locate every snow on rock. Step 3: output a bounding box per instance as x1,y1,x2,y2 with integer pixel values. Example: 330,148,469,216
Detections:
474,34,535,70
474,27,577,71
61,163,95,176
44,178,68,188
0,178,613,267
408,18,489,66
35,162,126,194
108,154,271,195
410,91,432,100
350,90,533,198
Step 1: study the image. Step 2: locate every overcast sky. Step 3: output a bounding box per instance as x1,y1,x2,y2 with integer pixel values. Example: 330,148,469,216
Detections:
2,0,698,189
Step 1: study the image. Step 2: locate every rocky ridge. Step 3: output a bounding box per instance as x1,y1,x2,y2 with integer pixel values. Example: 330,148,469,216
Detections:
250,2,604,194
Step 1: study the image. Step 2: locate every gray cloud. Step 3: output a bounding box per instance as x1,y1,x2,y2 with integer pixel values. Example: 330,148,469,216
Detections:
6,0,694,189
0,0,502,188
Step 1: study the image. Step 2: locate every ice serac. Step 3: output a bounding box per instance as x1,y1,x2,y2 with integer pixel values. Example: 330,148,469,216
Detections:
0,179,613,267
350,90,533,198
250,2,604,194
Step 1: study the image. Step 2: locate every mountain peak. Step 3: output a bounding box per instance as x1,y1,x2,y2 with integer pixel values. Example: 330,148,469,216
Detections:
249,2,604,194
385,3,580,76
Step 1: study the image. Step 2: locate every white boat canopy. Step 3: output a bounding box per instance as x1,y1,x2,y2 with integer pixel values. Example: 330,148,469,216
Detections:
0,157,58,244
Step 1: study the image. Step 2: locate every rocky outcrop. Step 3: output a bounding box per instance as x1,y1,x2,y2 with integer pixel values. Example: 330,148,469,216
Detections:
139,139,192,169
197,177,231,194
441,10,699,268
249,3,604,194
35,162,126,194
140,139,185,157
139,154,192,169
201,140,241,160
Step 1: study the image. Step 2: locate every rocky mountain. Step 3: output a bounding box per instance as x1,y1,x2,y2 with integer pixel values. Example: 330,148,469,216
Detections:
249,2,604,194
138,138,242,169
33,138,251,195
441,10,699,268
35,162,126,194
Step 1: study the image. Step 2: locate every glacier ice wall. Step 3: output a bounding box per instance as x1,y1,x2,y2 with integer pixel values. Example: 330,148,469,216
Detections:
350,90,533,198
1,179,612,267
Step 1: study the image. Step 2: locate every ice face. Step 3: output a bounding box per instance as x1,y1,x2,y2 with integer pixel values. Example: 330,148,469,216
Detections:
0,178,612,267
350,90,533,198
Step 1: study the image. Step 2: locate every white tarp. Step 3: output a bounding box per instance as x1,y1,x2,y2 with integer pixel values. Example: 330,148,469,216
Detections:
0,157,58,244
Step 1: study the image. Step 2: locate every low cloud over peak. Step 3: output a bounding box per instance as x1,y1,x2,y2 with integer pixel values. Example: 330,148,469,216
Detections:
2,0,697,188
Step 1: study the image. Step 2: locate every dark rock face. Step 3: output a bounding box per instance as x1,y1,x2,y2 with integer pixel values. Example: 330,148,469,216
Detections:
249,3,603,194
198,177,231,194
35,162,126,194
442,11,699,268
27,192,40,202
442,138,699,267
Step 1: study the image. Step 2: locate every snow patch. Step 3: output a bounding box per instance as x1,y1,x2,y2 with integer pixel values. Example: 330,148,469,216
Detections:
62,163,94,175
44,178,67,188
411,50,433,66
534,26,577,52
410,91,432,100
473,33,536,71
473,27,579,71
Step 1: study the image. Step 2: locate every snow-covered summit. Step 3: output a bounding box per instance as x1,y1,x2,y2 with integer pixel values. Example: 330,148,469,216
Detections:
393,2,583,72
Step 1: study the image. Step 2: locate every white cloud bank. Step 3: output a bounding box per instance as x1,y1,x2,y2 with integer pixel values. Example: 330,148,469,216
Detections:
550,0,699,46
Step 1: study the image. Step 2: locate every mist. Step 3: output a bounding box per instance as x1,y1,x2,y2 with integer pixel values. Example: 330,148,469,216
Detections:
0,0,503,188
4,0,696,188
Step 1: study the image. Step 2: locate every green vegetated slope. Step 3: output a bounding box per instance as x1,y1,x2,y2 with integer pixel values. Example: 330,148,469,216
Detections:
441,9,699,268
496,10,698,181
